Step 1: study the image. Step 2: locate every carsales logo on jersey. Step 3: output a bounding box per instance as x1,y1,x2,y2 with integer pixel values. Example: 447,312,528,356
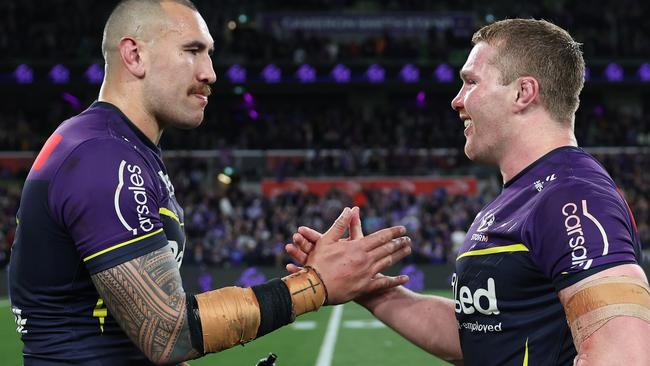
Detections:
562,201,598,270
452,273,500,315
114,161,155,235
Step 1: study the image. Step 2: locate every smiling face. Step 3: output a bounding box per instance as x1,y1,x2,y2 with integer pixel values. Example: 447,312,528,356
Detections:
141,2,216,130
451,42,516,165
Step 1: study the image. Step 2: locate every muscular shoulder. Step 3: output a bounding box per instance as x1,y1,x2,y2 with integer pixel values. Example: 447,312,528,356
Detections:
28,105,147,182
522,152,638,287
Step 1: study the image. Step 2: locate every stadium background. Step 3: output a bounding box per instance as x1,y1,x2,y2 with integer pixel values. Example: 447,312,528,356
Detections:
1,0,649,365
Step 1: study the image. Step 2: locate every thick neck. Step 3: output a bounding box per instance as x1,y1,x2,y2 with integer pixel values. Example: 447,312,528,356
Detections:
98,79,163,145
498,119,577,184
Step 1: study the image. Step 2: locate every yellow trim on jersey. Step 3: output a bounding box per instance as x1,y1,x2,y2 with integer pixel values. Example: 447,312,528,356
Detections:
93,297,107,333
456,243,529,261
83,228,164,262
159,207,180,224
523,338,529,366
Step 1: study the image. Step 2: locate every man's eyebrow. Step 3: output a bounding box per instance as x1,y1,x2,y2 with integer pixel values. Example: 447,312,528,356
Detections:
182,40,215,55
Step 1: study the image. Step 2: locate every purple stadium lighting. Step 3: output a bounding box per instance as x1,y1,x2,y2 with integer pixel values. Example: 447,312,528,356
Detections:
62,92,82,110
638,63,650,82
400,64,420,82
434,64,454,82
261,64,281,83
49,64,70,84
416,91,426,105
248,109,259,120
14,64,34,84
604,63,623,81
366,64,385,83
236,267,266,287
85,64,104,84
330,64,350,83
296,64,316,83
243,92,254,105
584,66,590,82
227,64,246,83
593,105,604,116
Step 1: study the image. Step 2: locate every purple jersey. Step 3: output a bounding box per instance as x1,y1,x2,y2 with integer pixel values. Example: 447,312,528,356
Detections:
454,147,641,366
9,102,186,365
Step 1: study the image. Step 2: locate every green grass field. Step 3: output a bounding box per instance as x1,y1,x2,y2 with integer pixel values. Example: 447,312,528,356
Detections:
0,291,452,366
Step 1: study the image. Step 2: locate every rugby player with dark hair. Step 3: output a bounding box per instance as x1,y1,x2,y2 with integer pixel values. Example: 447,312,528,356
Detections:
287,18,650,365
8,1,412,364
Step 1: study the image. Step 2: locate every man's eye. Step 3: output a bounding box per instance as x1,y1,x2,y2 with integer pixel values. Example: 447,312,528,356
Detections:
187,49,199,55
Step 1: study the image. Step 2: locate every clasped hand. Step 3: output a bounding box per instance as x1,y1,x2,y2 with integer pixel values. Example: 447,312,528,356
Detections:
287,207,411,305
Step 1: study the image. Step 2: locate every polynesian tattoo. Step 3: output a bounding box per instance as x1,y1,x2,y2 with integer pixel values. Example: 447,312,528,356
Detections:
92,246,200,363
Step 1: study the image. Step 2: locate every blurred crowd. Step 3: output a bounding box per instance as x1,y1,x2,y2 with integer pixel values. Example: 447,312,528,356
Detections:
2,93,650,154
1,152,648,270
1,0,649,269
1,0,649,63
176,184,491,268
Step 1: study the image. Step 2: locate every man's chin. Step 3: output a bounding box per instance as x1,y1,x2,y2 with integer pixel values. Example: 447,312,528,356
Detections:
174,114,205,130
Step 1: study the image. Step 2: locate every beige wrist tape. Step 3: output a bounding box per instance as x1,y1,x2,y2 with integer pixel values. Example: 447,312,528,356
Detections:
281,266,328,319
195,287,261,353
565,276,650,347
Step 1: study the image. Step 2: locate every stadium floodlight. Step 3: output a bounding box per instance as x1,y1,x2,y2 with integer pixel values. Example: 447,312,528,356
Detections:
400,64,420,83
638,63,650,82
62,92,81,110
49,64,70,84
243,92,254,105
218,173,232,184
261,64,281,83
14,64,34,84
227,64,246,83
604,63,623,81
248,109,259,120
434,63,454,82
416,91,426,105
330,64,350,83
85,64,104,84
296,64,316,83
366,64,385,83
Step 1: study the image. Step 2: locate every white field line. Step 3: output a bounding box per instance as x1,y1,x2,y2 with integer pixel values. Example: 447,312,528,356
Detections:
315,304,344,366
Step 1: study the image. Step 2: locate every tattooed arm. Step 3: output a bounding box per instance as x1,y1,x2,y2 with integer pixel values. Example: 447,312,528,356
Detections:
91,245,200,365
91,208,411,365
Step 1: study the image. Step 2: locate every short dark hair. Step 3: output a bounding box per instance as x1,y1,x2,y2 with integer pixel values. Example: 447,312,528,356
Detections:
472,19,585,124
102,0,198,59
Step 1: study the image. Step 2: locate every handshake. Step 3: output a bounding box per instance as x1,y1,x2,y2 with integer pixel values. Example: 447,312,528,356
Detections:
283,206,412,305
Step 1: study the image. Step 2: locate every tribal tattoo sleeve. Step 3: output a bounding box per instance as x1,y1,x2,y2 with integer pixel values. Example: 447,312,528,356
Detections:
92,246,200,364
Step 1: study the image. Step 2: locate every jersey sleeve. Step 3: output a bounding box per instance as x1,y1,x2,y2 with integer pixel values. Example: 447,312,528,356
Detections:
49,138,168,274
522,178,638,290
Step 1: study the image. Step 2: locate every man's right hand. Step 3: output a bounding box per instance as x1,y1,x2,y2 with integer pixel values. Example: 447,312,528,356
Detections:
287,207,411,305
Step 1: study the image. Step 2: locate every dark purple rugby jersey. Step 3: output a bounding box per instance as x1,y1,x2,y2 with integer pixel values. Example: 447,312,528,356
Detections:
9,102,186,365
453,146,641,366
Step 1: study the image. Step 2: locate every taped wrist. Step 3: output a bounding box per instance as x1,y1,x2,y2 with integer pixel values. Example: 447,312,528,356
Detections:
281,266,328,318
251,278,293,337
189,267,327,354
186,293,204,354
195,287,261,353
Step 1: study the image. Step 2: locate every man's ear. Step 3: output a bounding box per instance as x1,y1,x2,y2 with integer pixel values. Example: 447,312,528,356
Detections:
118,37,146,78
513,76,539,112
